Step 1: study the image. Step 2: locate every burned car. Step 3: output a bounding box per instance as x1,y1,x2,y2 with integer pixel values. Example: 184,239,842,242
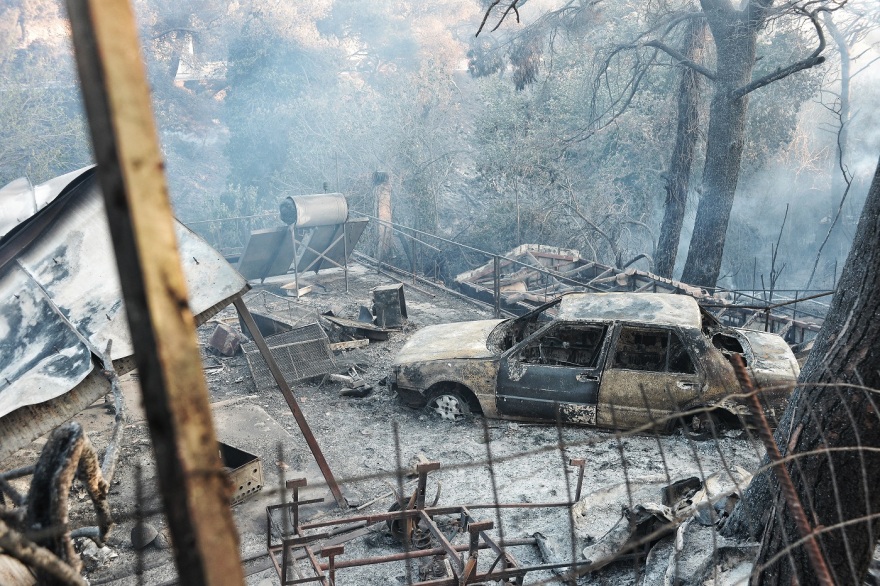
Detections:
390,293,799,432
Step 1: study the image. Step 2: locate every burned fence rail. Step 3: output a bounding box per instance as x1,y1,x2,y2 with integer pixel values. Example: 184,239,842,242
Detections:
453,244,827,346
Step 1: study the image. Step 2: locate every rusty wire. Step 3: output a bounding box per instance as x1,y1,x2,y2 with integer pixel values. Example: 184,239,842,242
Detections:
729,353,834,586
6,377,880,585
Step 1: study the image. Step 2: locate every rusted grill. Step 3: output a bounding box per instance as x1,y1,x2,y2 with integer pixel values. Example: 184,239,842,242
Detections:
242,323,337,388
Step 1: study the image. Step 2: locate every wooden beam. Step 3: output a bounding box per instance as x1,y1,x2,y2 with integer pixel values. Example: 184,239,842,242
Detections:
64,1,245,584
330,339,370,351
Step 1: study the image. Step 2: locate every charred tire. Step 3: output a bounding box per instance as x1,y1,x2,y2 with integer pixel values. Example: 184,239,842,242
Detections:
681,408,739,441
425,386,477,422
386,501,409,541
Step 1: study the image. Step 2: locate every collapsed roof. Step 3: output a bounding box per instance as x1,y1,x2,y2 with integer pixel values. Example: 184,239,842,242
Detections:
0,167,249,461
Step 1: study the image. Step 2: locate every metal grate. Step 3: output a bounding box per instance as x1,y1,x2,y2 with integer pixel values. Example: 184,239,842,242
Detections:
248,290,320,329
242,323,337,389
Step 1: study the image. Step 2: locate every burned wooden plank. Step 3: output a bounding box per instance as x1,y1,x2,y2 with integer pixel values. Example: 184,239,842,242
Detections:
330,339,370,351
66,0,245,583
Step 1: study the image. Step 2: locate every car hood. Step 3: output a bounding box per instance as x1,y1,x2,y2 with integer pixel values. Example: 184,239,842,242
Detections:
395,319,505,363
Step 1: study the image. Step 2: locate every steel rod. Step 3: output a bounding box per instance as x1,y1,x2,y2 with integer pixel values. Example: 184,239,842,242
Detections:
234,298,345,508
314,538,536,571
493,255,501,318
298,502,575,532
353,252,514,316
729,354,833,586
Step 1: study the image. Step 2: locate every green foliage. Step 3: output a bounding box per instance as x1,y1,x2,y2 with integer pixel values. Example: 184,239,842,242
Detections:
0,2,90,187
4,0,873,292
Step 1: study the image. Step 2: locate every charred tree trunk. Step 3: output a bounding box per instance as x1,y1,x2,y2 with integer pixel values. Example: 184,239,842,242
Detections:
654,18,707,279
680,5,762,288
374,171,392,263
724,158,880,585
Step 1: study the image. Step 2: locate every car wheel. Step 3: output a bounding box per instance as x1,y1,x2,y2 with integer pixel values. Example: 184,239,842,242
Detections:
427,391,471,422
682,411,725,441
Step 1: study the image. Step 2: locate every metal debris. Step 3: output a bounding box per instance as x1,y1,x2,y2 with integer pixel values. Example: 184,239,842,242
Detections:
236,227,296,281
263,459,592,585
392,292,799,429
242,323,337,389
323,314,390,341
219,442,264,505
571,467,754,577
454,243,824,345
372,283,408,328
240,291,320,335
236,193,368,283
0,167,249,462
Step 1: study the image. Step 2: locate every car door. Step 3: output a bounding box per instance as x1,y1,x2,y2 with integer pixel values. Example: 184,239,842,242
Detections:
496,322,611,425
596,324,702,430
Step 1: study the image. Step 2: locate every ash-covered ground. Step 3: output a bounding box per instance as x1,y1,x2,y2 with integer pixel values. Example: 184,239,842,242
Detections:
2,263,764,585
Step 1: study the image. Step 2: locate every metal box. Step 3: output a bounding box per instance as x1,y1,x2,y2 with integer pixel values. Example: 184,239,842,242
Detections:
372,283,407,328
219,442,263,505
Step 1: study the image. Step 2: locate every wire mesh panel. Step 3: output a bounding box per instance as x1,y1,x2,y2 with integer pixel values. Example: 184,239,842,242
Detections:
242,323,337,389
247,290,322,329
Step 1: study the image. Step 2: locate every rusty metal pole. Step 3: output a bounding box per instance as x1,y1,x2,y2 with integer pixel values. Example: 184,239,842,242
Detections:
64,1,245,584
291,225,301,296
321,545,344,586
569,458,586,502
234,298,346,507
493,255,501,318
728,355,833,586
343,222,349,293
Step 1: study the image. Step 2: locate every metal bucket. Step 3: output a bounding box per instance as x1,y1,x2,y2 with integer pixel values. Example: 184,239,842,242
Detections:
280,193,348,227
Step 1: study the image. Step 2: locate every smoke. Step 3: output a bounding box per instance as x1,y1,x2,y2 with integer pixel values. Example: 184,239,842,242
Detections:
718,77,879,292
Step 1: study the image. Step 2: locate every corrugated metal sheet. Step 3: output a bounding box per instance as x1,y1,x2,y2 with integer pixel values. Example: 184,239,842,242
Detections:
0,167,249,461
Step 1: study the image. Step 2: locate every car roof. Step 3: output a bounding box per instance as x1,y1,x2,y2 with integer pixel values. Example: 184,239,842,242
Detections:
556,293,702,329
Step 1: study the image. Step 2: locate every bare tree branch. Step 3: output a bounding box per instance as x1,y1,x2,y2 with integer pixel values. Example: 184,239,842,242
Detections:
729,8,828,100
805,99,853,290
477,0,524,37
564,201,621,268
492,1,522,33
644,39,717,80
476,0,502,37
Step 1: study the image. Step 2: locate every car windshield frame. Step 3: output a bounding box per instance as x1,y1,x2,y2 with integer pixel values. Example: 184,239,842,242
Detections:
487,297,564,355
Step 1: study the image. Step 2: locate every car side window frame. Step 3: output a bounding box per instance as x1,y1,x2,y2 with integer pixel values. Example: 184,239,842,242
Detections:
607,323,700,376
502,320,613,369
